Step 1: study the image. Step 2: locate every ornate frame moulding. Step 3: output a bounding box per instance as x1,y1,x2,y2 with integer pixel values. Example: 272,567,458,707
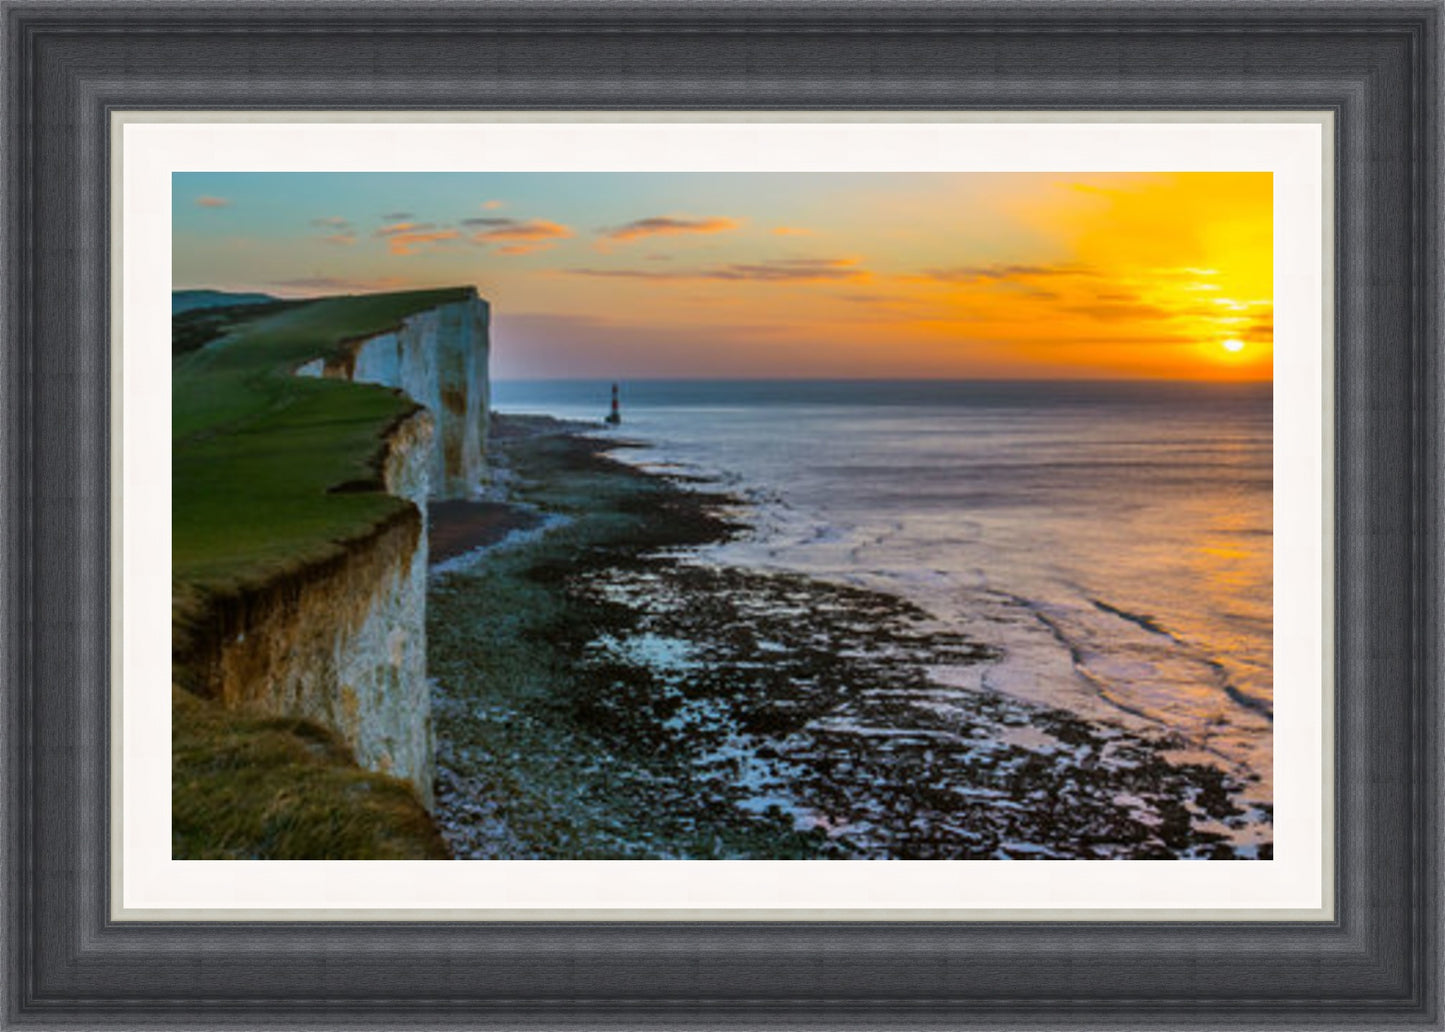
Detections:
2,1,1441,1029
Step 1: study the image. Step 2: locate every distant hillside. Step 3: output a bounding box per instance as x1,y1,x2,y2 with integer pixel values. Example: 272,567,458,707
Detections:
171,297,308,357
172,289,277,315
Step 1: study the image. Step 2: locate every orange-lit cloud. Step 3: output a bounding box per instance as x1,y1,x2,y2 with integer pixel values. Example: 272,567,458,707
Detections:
466,218,573,256
567,257,867,283
269,275,409,295
195,196,230,208
773,226,815,237
601,215,741,243
834,291,912,306
919,262,1087,284
481,199,505,210
321,233,358,246
376,221,430,237
376,223,462,255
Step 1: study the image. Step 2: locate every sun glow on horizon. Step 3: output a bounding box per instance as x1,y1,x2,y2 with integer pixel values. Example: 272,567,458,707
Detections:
173,171,1274,382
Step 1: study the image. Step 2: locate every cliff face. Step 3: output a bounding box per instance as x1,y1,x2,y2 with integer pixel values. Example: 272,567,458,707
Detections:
201,501,434,806
296,297,491,498
185,293,490,810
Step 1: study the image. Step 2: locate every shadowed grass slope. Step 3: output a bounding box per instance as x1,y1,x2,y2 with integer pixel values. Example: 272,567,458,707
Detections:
173,688,449,859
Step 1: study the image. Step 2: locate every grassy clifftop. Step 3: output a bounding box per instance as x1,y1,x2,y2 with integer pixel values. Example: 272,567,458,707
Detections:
173,286,473,600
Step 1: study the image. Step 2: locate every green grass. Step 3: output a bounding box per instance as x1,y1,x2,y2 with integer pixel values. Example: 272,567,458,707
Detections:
172,687,449,859
173,286,473,598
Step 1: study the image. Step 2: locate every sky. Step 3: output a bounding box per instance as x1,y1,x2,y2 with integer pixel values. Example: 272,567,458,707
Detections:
173,171,1272,381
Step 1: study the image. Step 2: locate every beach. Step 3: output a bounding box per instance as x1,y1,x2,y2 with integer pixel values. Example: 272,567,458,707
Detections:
426,413,1271,860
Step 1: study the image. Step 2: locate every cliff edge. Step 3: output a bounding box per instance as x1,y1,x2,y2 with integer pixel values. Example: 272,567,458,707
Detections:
172,287,488,834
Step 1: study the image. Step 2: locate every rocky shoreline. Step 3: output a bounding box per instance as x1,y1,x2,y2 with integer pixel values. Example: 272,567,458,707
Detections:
427,414,1271,860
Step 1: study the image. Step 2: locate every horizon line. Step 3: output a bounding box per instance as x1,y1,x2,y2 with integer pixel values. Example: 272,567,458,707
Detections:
491,375,1274,384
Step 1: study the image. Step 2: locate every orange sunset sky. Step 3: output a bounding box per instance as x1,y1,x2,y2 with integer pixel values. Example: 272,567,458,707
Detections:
173,171,1273,381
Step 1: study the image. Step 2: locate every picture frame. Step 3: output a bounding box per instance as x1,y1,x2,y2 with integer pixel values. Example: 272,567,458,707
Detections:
2,1,1440,1028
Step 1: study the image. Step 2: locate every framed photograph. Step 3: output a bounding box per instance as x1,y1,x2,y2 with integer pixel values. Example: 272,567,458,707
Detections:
3,1,1441,1029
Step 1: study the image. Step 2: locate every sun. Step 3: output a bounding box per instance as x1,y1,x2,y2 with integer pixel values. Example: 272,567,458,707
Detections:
1221,339,1245,353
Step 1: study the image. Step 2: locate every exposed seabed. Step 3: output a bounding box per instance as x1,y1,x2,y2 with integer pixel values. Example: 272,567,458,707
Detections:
427,415,1272,860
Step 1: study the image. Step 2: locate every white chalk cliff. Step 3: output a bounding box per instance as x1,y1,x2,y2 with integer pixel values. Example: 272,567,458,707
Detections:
202,292,491,808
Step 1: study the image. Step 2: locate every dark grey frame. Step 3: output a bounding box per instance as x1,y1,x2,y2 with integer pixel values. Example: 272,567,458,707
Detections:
2,1,1441,1028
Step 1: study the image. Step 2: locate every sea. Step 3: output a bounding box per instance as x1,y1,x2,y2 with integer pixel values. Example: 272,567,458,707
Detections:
490,379,1274,815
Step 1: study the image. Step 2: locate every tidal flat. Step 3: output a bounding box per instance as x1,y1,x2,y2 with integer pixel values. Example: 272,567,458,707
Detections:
427,415,1271,860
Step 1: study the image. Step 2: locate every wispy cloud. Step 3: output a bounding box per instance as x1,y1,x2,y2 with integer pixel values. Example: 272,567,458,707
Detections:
1242,315,1273,343
600,215,741,244
371,220,463,254
566,257,867,284
1062,300,1177,322
772,226,815,237
269,275,408,295
383,229,461,256
376,221,433,237
310,216,356,245
380,211,414,221
467,218,573,255
481,199,505,210
195,196,230,208
919,262,1087,284
834,291,911,305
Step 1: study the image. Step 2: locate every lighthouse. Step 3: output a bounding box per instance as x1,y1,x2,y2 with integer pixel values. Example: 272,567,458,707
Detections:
605,382,621,426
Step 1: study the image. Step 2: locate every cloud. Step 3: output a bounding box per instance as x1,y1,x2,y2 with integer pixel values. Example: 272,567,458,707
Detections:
1062,301,1178,322
380,211,414,221
268,275,408,295
383,229,461,256
376,221,434,237
834,291,910,305
466,218,571,241
919,262,1086,284
1241,314,1274,343
467,218,573,255
772,226,815,237
371,221,462,254
309,216,356,245
195,196,230,208
565,257,867,284
710,258,865,282
481,200,505,210
600,215,741,243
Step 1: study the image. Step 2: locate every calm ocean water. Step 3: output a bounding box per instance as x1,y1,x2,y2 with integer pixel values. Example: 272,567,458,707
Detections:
491,379,1273,807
